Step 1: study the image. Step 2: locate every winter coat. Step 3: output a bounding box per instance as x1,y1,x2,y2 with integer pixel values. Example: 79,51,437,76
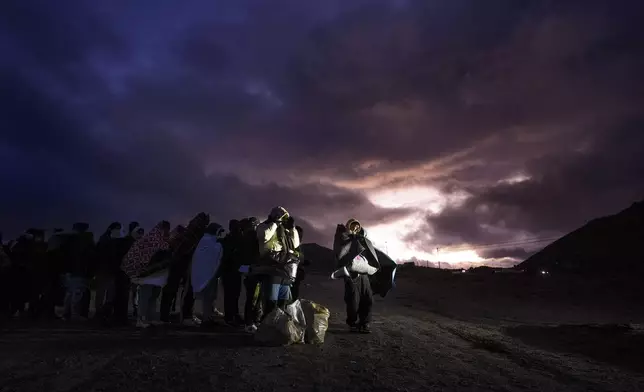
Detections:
253,222,301,279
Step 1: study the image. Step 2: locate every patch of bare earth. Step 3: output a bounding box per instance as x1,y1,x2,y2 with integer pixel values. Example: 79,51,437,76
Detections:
1,273,643,391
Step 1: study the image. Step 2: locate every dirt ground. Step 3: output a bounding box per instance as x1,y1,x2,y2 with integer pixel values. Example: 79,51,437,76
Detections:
1,272,644,392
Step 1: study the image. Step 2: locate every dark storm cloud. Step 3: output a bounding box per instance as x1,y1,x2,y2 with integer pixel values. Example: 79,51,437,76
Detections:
407,118,644,257
1,0,643,264
0,0,411,241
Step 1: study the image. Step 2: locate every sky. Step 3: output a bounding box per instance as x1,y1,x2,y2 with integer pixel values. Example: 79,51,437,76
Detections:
1,0,643,268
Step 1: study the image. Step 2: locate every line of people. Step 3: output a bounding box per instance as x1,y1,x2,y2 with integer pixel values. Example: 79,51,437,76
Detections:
0,206,308,333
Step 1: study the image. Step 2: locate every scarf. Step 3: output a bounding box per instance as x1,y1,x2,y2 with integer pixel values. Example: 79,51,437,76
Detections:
121,222,169,280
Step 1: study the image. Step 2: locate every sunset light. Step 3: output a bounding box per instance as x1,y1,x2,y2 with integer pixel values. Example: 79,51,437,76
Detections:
365,186,479,265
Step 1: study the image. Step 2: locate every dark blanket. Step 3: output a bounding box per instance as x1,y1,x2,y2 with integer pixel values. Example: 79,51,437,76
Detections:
333,224,379,271
370,248,398,298
168,213,209,278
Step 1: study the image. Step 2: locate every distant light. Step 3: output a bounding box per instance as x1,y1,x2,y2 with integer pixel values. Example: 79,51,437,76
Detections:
540,270,549,275
461,269,466,273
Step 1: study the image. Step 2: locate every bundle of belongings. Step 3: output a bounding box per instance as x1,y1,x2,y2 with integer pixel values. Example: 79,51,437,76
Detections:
255,299,330,346
331,219,398,298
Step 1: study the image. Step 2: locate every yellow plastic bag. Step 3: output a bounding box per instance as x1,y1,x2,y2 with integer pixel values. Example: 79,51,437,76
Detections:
300,300,330,345
255,308,305,346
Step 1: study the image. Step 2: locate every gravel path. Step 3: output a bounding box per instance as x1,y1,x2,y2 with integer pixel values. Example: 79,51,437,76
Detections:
1,275,643,392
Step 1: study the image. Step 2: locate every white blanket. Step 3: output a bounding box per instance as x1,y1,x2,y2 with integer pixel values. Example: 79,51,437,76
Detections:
191,234,223,293
132,269,168,287
348,254,378,275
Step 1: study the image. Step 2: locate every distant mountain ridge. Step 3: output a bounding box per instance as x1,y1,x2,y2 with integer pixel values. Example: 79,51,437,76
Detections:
518,200,644,275
300,243,335,273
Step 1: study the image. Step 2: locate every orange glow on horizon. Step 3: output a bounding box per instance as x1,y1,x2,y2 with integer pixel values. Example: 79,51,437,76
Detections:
364,186,482,265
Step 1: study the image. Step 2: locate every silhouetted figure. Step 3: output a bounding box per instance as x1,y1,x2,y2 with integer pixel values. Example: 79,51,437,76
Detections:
160,213,209,324
220,219,244,326
333,219,377,334
61,223,95,321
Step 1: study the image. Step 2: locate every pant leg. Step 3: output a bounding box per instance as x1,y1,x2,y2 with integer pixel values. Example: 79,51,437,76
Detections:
244,276,260,326
27,270,45,318
70,277,88,317
103,274,116,318
150,286,162,321
278,284,291,301
276,283,291,311
201,278,219,321
131,284,140,317
94,274,108,315
139,285,161,321
138,285,151,321
40,270,59,318
181,282,194,320
357,275,373,326
344,277,360,327
63,274,71,318
79,281,91,318
112,271,130,323
262,277,280,318
160,268,181,322
222,272,242,321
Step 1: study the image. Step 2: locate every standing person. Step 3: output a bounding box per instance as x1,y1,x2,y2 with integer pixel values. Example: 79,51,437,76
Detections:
166,225,186,314
190,223,225,327
333,218,379,334
61,223,96,321
253,207,300,318
126,222,142,318
121,221,171,328
45,228,67,318
220,219,244,326
112,224,144,325
24,230,48,319
94,222,123,322
239,218,262,333
9,229,44,317
0,232,13,319
159,213,209,325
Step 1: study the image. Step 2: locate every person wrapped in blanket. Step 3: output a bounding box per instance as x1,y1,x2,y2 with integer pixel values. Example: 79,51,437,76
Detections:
160,213,209,325
252,206,301,320
332,218,380,334
120,221,171,328
239,217,262,333
190,222,226,327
